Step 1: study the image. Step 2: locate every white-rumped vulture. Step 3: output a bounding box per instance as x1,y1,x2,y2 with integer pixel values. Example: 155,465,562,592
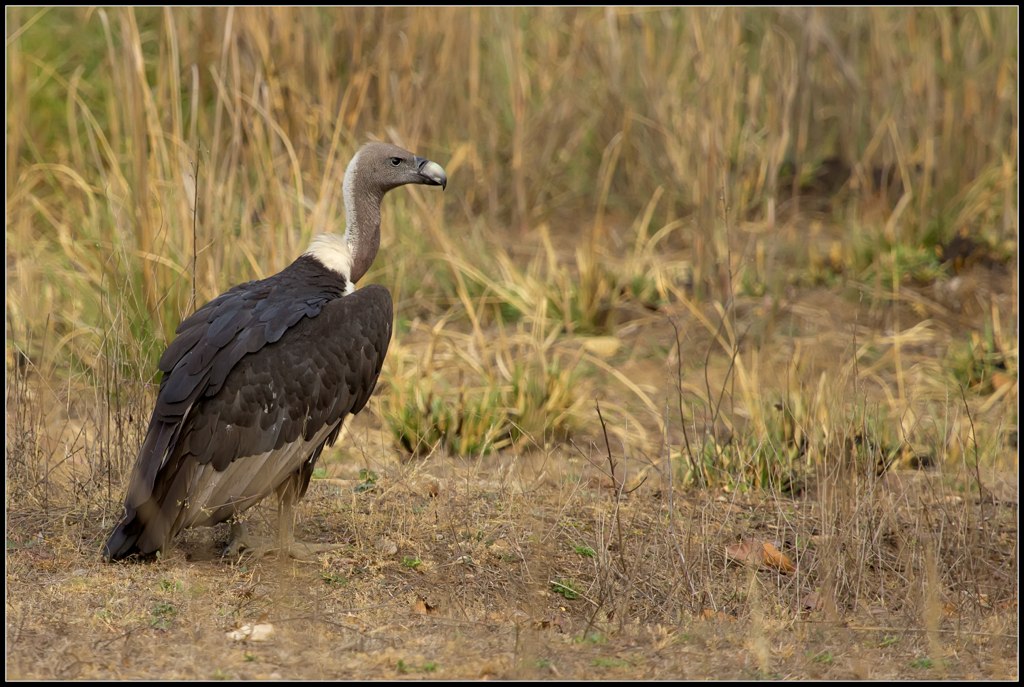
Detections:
103,142,447,561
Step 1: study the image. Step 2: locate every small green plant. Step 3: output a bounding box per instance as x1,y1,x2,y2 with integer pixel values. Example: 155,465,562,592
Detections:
854,234,950,295
578,631,607,645
507,358,578,443
739,267,768,298
321,572,348,586
811,651,834,665
382,330,583,457
550,579,581,600
158,578,182,593
355,469,379,493
910,657,934,670
401,556,422,570
396,659,437,674
573,544,596,558
383,373,509,457
149,602,176,630
946,329,1011,394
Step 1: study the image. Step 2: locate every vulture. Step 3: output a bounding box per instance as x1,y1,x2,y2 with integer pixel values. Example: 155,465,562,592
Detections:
103,142,447,561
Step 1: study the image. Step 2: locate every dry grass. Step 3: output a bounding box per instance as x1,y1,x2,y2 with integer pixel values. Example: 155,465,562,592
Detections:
5,6,1018,680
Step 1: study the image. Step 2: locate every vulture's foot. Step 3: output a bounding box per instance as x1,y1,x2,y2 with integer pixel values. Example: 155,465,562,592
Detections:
223,522,342,561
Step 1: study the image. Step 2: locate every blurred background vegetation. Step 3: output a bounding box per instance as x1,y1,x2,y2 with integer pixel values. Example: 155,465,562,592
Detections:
5,7,1018,493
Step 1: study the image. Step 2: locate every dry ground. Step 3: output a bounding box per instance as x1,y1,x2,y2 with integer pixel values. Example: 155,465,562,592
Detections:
6,272,1018,681
5,459,1018,680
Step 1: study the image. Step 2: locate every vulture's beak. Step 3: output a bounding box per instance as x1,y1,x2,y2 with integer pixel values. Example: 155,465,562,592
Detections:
414,156,447,190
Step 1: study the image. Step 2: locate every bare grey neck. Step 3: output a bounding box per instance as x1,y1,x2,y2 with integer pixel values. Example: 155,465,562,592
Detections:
342,150,384,283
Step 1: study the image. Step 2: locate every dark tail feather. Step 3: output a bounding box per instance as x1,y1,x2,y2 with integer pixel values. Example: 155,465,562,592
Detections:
103,500,172,562
103,509,148,561
103,420,179,562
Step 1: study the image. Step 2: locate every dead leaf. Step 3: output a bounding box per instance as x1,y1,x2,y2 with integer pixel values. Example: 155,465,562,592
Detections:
227,623,275,642
413,477,441,497
762,542,796,573
991,372,1014,391
376,538,398,556
725,540,795,574
801,591,821,612
534,611,568,633
699,608,733,622
411,597,436,615
725,540,758,565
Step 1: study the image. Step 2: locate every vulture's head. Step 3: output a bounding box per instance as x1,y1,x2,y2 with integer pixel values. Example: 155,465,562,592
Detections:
349,142,447,195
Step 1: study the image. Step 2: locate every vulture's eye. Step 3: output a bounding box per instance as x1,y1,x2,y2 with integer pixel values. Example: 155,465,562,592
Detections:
389,157,402,167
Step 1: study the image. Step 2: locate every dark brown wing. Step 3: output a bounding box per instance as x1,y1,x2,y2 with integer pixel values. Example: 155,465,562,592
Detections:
103,261,392,560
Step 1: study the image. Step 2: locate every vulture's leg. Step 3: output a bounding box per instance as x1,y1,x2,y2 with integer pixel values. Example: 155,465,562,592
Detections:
274,476,344,559
218,491,291,559
221,478,342,560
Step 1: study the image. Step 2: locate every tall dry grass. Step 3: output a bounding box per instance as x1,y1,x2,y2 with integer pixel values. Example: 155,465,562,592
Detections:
5,7,1018,494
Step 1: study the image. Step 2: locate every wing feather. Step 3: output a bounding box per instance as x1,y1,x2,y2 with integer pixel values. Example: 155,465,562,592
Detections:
103,258,392,561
